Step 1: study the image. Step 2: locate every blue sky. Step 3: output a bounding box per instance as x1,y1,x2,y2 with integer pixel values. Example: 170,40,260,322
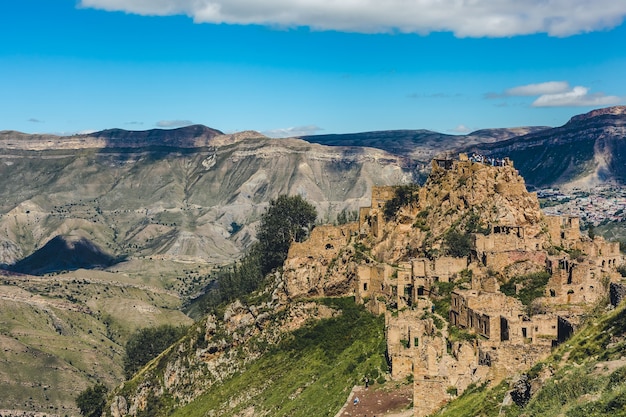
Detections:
1,0,625,137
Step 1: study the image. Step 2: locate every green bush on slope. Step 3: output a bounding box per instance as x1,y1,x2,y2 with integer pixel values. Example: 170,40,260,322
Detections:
124,325,188,379
192,194,317,316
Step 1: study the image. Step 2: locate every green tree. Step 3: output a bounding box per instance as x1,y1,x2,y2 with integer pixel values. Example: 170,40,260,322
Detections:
76,383,108,417
196,195,316,314
587,224,595,239
257,194,317,274
124,325,187,379
444,229,472,258
383,184,420,220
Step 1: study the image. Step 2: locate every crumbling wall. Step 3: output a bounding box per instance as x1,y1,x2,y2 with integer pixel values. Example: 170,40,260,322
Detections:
545,215,581,248
545,258,606,305
482,250,547,272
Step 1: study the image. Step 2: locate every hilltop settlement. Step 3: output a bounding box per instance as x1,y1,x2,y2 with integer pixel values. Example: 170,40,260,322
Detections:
283,153,624,416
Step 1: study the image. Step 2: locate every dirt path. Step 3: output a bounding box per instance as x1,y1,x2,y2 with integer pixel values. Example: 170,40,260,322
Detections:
335,384,413,417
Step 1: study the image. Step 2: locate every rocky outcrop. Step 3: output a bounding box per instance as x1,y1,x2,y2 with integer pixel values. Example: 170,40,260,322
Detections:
108,275,340,416
280,154,625,417
569,105,626,122
281,156,547,300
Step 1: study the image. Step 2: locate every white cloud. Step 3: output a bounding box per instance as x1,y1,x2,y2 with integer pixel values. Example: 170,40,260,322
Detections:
531,86,622,107
505,81,570,97
79,0,626,37
490,81,623,107
156,120,194,128
262,125,323,138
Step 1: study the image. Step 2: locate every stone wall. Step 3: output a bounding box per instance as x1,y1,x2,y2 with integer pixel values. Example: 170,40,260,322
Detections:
545,215,581,248
481,250,547,272
545,257,607,305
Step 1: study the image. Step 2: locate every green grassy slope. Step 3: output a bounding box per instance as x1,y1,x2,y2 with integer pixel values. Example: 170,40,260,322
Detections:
172,298,387,417
0,266,194,415
116,297,389,417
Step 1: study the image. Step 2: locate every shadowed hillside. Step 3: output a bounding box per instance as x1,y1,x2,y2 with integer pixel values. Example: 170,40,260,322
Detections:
301,127,549,161
8,235,119,275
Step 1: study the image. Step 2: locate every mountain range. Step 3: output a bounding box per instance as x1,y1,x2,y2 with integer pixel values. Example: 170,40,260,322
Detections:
3,106,624,271
0,106,624,415
468,105,626,189
0,130,411,269
301,106,626,190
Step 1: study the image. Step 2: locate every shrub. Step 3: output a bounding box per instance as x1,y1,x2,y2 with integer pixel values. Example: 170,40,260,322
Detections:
444,229,472,258
383,185,420,220
124,325,188,379
76,383,108,417
500,272,551,308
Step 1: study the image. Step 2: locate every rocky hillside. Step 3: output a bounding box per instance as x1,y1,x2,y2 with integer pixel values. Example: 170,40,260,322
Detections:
105,154,626,417
0,126,411,415
106,290,391,417
0,266,194,416
283,156,545,301
469,106,626,189
0,128,412,268
433,298,626,417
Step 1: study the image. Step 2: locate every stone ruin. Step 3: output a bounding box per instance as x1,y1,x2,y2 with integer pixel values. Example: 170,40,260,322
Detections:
281,154,625,417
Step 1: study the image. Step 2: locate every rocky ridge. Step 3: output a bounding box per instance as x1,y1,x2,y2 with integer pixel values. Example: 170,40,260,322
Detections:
107,278,346,417
470,106,626,189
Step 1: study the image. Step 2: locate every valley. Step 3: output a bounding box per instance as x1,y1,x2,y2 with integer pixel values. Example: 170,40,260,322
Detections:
0,106,624,416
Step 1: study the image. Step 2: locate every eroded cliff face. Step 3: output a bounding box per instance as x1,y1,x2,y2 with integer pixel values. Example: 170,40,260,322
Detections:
0,131,412,267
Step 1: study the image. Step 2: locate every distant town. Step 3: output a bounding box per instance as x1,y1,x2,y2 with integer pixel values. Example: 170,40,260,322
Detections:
538,185,626,226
